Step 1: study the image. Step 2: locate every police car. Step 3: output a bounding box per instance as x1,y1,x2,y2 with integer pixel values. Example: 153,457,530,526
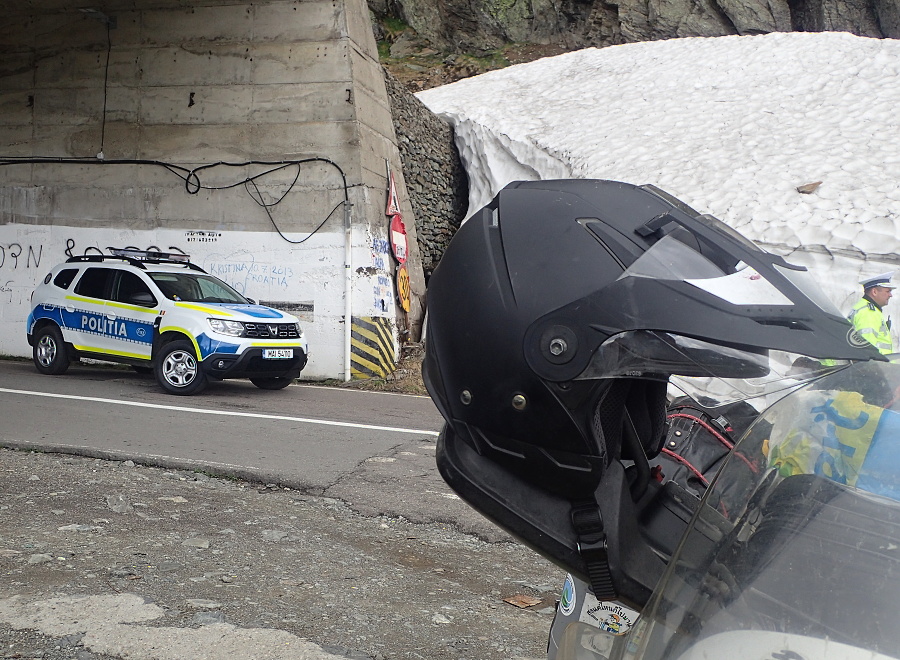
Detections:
26,248,309,395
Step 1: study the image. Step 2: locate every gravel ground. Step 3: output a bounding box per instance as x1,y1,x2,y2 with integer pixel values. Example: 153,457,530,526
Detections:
0,448,564,660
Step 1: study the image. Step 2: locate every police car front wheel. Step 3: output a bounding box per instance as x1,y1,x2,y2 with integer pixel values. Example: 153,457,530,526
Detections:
33,325,70,376
155,340,207,395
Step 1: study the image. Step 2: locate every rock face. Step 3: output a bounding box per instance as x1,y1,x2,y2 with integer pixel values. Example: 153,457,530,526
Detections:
370,0,900,53
383,71,468,281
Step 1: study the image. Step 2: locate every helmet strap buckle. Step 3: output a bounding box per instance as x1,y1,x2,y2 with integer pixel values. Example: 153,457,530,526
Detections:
572,501,617,601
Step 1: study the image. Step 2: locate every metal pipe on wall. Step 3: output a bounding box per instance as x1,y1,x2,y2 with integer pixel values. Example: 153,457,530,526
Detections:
344,199,353,381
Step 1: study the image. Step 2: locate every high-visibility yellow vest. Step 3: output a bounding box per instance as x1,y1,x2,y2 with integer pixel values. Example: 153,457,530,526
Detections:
848,298,893,355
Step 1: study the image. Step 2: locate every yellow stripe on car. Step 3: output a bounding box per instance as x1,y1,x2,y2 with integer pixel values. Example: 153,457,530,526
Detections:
65,294,158,315
103,300,159,314
175,302,235,317
158,326,202,358
73,345,150,360
66,294,100,305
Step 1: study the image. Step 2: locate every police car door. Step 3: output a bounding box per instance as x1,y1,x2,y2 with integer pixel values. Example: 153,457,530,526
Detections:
68,266,121,357
107,269,158,361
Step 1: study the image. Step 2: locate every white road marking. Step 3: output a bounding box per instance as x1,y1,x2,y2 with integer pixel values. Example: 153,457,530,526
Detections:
0,387,440,436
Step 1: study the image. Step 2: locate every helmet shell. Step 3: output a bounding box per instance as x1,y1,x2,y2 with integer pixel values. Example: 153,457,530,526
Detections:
424,179,879,496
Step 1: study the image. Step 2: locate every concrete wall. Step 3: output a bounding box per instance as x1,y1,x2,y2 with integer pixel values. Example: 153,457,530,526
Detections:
0,0,425,379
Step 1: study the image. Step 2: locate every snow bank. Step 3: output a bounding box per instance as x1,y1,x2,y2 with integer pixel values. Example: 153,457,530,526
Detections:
417,32,900,315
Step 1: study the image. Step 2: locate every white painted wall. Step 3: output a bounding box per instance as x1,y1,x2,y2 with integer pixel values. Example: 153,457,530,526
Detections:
2,221,398,379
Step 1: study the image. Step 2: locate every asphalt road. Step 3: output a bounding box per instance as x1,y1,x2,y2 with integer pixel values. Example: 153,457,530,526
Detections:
0,359,441,484
0,358,507,540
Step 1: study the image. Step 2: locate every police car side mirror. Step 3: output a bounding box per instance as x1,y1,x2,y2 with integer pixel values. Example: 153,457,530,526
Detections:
129,292,157,307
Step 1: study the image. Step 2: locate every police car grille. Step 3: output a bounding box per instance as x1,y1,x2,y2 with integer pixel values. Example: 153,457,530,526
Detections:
243,322,299,338
246,356,296,372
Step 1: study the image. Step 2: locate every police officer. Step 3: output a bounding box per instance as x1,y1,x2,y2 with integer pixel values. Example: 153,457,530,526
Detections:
849,272,896,355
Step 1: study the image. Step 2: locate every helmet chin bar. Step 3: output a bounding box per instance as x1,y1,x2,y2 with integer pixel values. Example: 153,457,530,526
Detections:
436,415,701,609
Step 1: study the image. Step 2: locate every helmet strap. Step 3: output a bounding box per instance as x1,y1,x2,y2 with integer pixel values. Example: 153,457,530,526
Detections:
571,500,617,600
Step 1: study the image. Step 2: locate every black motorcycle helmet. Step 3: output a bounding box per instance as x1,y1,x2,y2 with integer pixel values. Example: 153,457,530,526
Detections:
423,179,881,607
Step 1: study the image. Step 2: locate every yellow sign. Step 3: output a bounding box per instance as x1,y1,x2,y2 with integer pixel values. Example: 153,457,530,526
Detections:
396,264,411,313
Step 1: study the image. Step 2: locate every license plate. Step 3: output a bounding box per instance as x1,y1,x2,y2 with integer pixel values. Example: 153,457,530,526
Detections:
263,349,293,359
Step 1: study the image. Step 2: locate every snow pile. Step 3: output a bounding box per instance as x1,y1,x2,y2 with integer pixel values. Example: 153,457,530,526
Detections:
417,32,900,315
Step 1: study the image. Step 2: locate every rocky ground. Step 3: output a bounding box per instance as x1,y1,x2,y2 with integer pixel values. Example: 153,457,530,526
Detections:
0,449,563,660
0,348,566,660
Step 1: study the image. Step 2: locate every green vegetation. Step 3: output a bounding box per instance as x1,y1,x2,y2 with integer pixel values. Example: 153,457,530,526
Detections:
485,0,518,22
466,50,511,69
376,16,412,61
382,16,409,36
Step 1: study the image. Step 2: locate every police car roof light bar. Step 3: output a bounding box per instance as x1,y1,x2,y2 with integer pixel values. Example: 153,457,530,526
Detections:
64,250,207,274
66,254,148,269
108,248,191,262
106,247,206,273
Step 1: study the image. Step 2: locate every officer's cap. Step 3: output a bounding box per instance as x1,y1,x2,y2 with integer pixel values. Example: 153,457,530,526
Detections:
860,271,897,289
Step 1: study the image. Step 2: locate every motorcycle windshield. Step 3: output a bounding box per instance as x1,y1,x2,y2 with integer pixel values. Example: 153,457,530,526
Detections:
624,359,900,660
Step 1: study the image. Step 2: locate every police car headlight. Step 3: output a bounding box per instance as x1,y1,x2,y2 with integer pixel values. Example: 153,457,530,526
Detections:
208,318,245,336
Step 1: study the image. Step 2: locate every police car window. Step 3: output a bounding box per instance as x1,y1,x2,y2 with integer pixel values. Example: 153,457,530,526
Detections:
113,271,156,305
74,268,114,300
150,274,201,301
149,273,246,303
196,277,246,303
53,268,79,290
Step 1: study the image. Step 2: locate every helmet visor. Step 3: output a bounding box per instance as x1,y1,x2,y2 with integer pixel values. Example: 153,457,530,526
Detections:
617,231,842,315
576,329,848,409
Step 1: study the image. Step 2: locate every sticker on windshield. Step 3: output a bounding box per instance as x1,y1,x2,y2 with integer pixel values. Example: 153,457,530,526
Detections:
559,574,577,616
579,593,639,636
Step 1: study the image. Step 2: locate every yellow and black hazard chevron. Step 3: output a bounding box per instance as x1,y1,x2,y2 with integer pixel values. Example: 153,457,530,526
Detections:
350,316,396,379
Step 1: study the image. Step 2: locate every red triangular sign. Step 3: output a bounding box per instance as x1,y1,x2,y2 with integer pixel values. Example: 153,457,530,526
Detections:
386,170,401,216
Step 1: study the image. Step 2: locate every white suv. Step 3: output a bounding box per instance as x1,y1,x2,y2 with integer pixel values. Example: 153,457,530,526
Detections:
27,249,309,395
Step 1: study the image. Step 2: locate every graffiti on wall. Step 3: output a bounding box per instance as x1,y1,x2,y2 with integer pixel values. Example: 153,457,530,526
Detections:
371,237,392,313
206,260,295,294
0,242,45,305
0,243,44,271
0,235,299,298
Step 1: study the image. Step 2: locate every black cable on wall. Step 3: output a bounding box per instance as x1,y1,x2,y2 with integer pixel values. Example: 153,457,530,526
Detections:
0,156,351,245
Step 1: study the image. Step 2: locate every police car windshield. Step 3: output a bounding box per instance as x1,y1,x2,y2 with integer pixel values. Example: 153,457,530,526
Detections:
149,273,249,304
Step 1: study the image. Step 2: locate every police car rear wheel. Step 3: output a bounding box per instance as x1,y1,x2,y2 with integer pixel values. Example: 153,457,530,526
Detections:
250,377,293,390
33,325,70,375
155,340,207,395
